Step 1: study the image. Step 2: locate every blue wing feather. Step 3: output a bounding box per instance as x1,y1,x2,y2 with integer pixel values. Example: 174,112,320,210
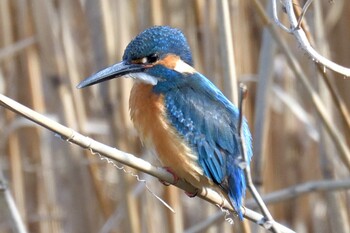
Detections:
155,70,252,219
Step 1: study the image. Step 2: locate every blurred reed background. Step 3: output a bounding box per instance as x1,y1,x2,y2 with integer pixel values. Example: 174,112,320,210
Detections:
0,0,349,233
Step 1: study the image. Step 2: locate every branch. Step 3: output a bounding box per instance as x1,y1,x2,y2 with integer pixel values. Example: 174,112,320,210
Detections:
252,0,350,171
273,0,350,77
0,168,28,233
0,37,36,61
246,178,350,208
185,178,350,233
238,84,280,233
0,93,295,233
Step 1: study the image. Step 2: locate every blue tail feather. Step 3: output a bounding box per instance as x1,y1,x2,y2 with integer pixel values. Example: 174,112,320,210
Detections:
227,164,246,219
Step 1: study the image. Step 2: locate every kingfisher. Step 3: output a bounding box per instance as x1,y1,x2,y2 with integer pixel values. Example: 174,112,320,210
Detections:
77,26,252,219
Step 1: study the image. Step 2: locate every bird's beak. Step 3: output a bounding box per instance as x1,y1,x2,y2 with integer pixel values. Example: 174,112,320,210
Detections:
77,61,146,88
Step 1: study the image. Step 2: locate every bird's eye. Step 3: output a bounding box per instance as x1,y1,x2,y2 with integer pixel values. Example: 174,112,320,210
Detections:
146,53,159,63
134,53,159,65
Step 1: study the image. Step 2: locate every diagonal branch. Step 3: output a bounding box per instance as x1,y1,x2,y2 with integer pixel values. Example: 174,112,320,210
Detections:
272,0,350,77
246,178,350,208
185,178,350,233
252,0,350,171
238,84,280,233
0,93,295,233
0,168,28,233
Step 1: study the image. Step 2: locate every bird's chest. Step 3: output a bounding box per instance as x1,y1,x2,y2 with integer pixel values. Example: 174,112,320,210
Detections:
129,83,203,182
129,83,168,148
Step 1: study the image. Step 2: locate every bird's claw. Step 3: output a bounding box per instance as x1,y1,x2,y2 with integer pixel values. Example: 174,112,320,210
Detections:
159,167,179,186
185,188,199,198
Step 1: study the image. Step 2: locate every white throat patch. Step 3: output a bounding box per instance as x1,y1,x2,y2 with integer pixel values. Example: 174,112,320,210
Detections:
128,72,158,85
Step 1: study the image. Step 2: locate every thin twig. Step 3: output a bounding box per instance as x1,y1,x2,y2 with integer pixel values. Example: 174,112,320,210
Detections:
295,0,313,29
290,0,350,136
0,37,36,61
273,0,350,77
0,93,295,233
0,169,28,233
238,84,280,233
252,0,350,171
246,178,350,208
184,178,350,233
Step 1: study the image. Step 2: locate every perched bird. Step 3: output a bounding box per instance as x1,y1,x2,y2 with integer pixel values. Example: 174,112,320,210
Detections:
77,26,252,219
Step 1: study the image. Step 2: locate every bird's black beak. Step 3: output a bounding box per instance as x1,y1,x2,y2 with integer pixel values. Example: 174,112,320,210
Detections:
77,61,146,88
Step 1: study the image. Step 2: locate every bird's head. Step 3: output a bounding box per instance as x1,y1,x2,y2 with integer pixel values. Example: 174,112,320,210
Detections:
77,26,195,89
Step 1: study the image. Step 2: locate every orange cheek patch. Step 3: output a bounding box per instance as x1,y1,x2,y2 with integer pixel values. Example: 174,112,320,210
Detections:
157,54,180,69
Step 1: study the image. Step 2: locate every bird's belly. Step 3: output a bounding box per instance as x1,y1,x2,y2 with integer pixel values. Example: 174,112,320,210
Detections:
129,83,204,184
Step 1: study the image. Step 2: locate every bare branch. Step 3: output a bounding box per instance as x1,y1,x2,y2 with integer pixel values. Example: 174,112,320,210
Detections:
0,169,28,233
295,0,313,29
273,0,350,77
252,0,350,171
238,84,280,233
185,178,350,233
0,37,36,61
246,178,350,208
0,93,295,233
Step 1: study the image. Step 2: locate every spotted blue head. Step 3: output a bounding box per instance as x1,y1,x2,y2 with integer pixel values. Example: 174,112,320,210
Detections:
123,26,193,66
77,26,194,88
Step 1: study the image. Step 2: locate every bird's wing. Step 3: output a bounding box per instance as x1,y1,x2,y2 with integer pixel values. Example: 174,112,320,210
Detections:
163,73,252,218
164,73,252,186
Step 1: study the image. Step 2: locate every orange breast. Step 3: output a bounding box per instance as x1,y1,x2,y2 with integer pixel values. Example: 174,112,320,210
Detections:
129,83,204,184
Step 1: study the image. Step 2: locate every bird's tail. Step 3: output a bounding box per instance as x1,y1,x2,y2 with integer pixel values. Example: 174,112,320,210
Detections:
227,165,246,220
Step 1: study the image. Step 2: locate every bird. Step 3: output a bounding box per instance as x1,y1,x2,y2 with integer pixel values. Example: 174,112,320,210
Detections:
77,26,252,219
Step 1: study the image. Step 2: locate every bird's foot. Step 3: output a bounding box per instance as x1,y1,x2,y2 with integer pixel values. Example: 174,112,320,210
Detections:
159,167,179,186
185,188,199,198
